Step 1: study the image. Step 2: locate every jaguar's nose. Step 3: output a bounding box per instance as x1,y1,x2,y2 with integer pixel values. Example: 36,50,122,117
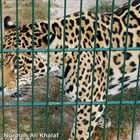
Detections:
10,91,27,98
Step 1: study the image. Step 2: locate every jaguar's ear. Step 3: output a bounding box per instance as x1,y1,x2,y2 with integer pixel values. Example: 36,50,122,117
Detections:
4,16,16,31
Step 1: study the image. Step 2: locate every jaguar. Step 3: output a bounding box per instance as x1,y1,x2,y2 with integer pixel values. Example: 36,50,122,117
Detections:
1,0,140,139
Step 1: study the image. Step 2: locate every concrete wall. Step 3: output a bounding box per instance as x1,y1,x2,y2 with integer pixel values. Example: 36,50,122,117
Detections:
50,0,127,18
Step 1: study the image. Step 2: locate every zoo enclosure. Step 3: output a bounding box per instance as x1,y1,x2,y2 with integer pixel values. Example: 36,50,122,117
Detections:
0,0,140,140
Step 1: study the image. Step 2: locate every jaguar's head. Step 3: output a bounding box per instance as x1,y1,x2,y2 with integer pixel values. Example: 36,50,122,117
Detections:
0,16,64,99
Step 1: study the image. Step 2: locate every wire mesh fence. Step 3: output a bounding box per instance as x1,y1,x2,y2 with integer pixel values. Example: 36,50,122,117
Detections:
0,0,140,140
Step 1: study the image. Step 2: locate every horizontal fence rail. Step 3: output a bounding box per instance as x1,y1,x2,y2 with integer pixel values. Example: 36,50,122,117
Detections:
0,100,140,107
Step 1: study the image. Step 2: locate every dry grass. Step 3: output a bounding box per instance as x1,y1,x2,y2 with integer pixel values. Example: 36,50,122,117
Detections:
93,88,140,139
90,1,117,13
3,0,59,25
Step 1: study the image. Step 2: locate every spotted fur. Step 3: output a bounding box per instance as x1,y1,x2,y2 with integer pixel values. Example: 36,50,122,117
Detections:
1,0,140,139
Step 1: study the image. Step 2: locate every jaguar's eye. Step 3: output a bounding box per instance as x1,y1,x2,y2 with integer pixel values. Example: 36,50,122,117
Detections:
14,64,21,73
14,57,22,71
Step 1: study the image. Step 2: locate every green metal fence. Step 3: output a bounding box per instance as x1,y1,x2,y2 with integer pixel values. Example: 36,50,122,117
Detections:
0,0,140,140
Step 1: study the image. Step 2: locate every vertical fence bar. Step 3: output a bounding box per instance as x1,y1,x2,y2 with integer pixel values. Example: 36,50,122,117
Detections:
88,0,99,139
131,57,140,140
15,0,20,139
0,0,5,139
74,0,83,139
102,0,115,139
45,0,51,139
31,0,35,139
59,0,67,139
117,0,131,139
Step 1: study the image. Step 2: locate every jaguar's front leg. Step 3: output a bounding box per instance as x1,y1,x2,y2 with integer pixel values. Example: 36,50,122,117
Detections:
70,104,105,140
69,79,107,139
69,104,105,140
68,52,108,139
